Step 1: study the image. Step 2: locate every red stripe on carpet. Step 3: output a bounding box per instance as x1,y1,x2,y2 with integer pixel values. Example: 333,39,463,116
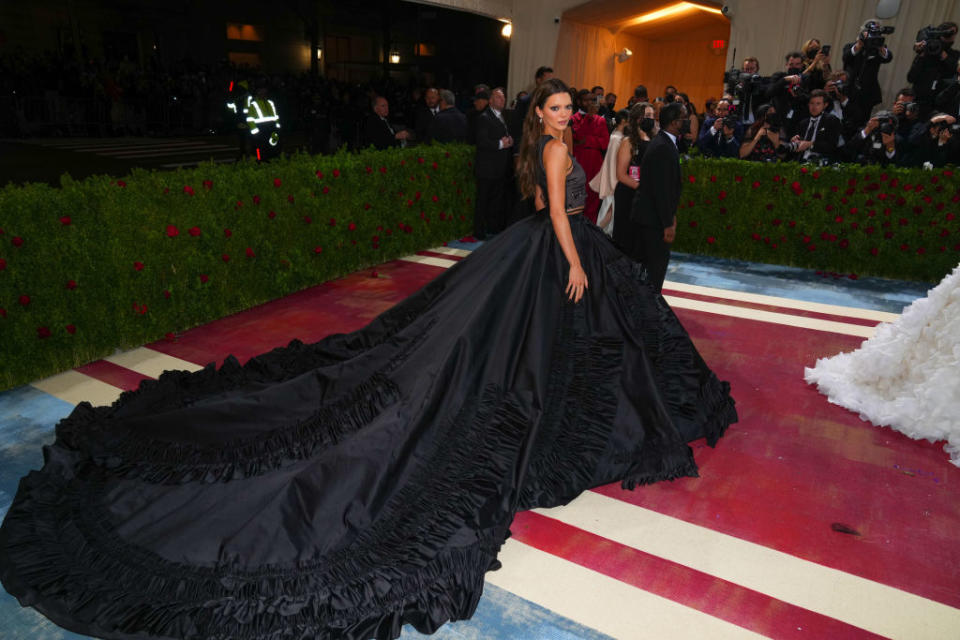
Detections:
661,288,881,327
417,250,464,261
594,307,960,609
511,511,888,640
74,360,153,391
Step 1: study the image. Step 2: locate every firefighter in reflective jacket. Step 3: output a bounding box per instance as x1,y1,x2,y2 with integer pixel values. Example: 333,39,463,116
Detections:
243,82,281,161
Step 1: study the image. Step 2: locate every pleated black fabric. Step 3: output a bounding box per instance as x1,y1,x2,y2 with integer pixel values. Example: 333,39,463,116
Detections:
0,205,737,640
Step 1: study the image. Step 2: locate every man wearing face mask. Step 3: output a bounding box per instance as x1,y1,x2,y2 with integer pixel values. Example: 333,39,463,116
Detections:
766,51,810,137
625,102,686,293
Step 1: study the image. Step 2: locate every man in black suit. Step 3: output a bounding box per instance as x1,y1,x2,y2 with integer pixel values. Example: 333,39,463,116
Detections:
623,102,686,292
788,89,843,162
843,21,893,119
473,87,514,240
935,61,960,119
426,89,467,143
363,96,409,150
414,88,440,143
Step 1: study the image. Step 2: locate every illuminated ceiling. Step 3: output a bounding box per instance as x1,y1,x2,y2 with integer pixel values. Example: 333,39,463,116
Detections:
562,0,727,39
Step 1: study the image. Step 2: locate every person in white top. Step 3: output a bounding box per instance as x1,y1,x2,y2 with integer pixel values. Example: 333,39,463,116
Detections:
589,109,628,235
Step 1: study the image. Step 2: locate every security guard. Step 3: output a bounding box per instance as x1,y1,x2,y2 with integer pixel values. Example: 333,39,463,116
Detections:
243,79,281,161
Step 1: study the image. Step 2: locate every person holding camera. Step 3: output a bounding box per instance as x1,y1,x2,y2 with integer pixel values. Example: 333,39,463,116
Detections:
935,60,960,118
739,104,781,161
844,111,900,165
917,112,960,167
724,57,765,124
697,99,741,157
801,39,832,90
908,22,959,118
766,52,810,136
784,90,842,162
843,21,893,119
824,70,864,140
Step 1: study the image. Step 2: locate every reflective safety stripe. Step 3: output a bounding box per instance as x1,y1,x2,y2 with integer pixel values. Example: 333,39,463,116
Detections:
226,102,237,113
250,127,260,134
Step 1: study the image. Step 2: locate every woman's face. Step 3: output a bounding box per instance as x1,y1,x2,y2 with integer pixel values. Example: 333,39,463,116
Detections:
537,92,574,131
643,106,655,120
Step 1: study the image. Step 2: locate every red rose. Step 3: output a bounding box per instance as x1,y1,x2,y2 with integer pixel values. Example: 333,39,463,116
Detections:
268,211,276,219
117,180,127,187
944,170,954,177
839,239,850,249
224,228,232,238
851,222,860,230
870,247,879,256
801,167,809,174
0,258,5,270
899,218,908,226
348,222,357,231
246,247,255,258
188,226,201,237
316,170,324,179
203,179,213,190
164,290,171,299
380,166,387,174
274,178,282,188
772,218,782,226
287,195,294,203
60,216,72,226
199,274,209,283
807,244,816,251
884,231,894,238
407,200,414,207
329,218,337,226
303,215,312,224
163,187,170,194
253,195,261,205
802,235,811,244
0,308,6,318
166,225,180,237
183,185,194,195
710,175,717,182
314,246,323,254
791,181,802,192
363,202,371,210
134,261,144,271
418,157,425,164
718,190,727,200
835,216,843,223
947,213,956,221
688,175,696,183
66,280,77,290
751,233,761,241
812,171,820,179
688,220,698,228
222,253,230,262
365,166,373,174
12,237,23,247
941,229,950,237
322,186,330,194
235,200,244,209
432,195,439,202
66,324,76,334
431,162,438,170
19,294,30,306
917,247,926,255
37,326,51,339
788,220,796,227
332,169,341,177
707,236,716,244
751,181,760,189
900,243,909,251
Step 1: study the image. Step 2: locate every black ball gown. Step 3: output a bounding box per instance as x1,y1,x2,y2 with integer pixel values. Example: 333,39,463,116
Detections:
0,135,737,640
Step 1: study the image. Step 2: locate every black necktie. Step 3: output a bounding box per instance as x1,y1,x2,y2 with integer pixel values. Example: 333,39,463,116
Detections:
804,117,819,141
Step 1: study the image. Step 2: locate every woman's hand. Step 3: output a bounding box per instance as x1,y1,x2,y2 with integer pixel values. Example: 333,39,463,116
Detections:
566,264,588,303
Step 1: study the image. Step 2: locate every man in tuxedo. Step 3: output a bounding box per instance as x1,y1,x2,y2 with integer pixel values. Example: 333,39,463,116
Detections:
466,89,490,144
843,21,893,119
363,96,409,150
625,102,686,292
473,87,514,240
414,88,440,143
426,89,467,143
789,89,843,162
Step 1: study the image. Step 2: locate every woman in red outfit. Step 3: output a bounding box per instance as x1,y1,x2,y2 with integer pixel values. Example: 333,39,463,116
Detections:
571,88,610,223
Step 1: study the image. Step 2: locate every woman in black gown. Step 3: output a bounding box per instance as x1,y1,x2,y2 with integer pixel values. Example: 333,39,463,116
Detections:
0,79,736,640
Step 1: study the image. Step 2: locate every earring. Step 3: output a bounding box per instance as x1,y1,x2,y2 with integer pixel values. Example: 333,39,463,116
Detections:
538,116,543,124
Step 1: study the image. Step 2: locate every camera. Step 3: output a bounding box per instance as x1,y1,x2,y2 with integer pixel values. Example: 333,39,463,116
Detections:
720,116,738,130
721,3,735,18
904,102,919,117
931,121,960,135
874,110,898,135
916,26,951,57
764,112,781,128
830,80,846,94
821,44,831,56
861,21,895,53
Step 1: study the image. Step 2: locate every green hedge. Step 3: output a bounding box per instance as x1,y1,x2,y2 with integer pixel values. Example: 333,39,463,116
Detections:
0,145,474,391
674,158,959,284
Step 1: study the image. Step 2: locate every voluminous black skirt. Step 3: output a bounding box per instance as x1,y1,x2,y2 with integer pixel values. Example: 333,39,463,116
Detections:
0,211,736,640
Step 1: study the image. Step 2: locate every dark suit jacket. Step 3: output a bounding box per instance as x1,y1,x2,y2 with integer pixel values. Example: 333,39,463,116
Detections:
794,113,843,159
474,108,512,179
842,42,892,109
414,105,437,143
427,107,468,143
631,131,681,229
363,114,398,150
935,78,960,118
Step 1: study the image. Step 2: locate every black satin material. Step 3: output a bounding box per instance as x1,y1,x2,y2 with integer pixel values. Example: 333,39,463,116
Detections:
0,206,736,639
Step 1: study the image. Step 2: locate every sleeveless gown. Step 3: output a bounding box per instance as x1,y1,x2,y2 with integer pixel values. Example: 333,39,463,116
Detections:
805,263,960,465
0,135,737,640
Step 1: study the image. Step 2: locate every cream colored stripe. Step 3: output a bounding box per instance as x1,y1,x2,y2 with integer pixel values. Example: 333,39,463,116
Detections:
663,280,901,322
663,294,876,338
426,246,471,257
104,347,203,379
398,254,458,268
31,370,124,407
537,492,960,640
487,539,769,640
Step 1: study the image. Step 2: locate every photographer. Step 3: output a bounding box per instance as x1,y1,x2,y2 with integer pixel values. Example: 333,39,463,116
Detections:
783,89,842,162
890,88,926,165
724,56,765,124
908,22,959,117
801,39,832,91
824,70,864,140
935,60,960,118
917,113,960,167
697,99,741,157
739,104,781,162
844,111,900,166
765,51,810,136
843,20,893,118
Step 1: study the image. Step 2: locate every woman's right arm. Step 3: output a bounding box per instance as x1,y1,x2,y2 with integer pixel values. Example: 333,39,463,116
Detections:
740,128,762,158
616,139,638,188
544,140,588,303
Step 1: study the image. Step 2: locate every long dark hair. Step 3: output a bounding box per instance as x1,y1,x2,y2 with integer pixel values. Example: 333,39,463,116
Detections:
625,102,652,151
518,78,571,199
